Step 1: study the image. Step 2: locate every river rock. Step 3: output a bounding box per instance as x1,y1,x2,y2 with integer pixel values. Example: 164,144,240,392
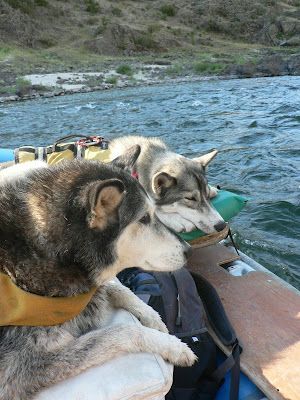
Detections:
43,92,55,98
224,63,257,78
280,35,300,47
256,55,289,76
288,55,300,75
278,18,300,36
152,60,172,66
0,95,18,102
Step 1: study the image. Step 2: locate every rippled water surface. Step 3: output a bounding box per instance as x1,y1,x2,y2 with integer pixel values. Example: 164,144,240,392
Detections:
0,76,299,288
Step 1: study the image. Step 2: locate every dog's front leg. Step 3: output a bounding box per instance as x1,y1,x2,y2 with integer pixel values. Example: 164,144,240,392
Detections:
104,278,169,333
5,324,195,399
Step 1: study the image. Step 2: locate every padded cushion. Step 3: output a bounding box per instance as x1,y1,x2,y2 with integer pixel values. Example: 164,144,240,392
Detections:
35,309,173,400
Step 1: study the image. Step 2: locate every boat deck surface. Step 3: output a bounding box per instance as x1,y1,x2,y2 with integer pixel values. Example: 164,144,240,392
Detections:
187,244,300,400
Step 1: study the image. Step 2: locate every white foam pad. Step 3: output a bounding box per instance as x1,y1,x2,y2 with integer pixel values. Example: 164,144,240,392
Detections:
35,309,173,400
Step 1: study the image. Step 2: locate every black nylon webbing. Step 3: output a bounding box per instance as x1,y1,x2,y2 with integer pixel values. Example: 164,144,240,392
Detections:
228,228,239,255
230,341,241,400
191,272,236,346
209,340,241,400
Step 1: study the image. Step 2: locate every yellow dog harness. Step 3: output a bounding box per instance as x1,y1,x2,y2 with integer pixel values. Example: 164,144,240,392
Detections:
0,272,97,327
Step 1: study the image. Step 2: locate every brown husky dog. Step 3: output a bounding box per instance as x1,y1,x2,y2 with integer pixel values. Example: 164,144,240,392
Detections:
0,147,195,400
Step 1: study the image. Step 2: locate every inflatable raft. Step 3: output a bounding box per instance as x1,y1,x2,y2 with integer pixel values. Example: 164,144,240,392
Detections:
0,145,299,400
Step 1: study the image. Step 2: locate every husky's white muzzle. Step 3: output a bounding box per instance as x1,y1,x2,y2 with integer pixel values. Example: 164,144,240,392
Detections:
156,202,226,234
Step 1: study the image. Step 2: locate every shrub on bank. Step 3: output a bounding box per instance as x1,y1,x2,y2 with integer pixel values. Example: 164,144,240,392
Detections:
160,5,176,17
111,7,122,17
5,0,48,14
193,62,224,74
0,85,16,95
165,64,183,76
105,76,118,85
85,0,100,14
15,78,33,96
116,64,133,76
133,34,157,50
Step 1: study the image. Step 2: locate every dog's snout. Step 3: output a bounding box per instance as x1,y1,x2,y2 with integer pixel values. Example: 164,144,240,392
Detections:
183,241,192,259
214,221,227,232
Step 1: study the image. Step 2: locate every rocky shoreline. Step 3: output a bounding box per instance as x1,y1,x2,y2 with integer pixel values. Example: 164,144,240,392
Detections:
0,54,299,104
0,74,220,104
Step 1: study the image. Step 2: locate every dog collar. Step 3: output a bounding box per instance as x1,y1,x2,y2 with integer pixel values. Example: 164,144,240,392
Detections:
131,170,139,180
0,272,97,326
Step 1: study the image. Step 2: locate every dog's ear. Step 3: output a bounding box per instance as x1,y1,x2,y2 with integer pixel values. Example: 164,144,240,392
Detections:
110,145,141,170
192,149,218,168
88,179,125,230
152,172,177,196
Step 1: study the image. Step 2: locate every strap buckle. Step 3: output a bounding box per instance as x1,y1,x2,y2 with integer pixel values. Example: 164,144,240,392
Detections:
76,136,104,148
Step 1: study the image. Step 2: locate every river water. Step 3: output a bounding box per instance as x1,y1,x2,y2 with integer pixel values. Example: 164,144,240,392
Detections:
0,76,299,288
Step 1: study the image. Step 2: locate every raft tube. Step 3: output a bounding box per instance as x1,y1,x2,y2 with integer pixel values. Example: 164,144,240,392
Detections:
0,148,14,163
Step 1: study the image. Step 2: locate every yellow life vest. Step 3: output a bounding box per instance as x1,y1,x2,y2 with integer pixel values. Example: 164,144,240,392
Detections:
14,135,111,165
0,272,97,326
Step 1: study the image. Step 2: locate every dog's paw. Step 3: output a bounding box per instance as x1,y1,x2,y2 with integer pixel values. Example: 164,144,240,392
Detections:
139,308,169,333
208,185,218,199
164,338,197,367
139,327,197,366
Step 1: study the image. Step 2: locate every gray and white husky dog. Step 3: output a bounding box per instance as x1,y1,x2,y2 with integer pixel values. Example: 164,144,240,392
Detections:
109,136,226,234
0,146,196,400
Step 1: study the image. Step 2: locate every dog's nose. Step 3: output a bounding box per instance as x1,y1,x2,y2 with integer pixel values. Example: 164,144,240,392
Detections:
214,221,227,232
183,241,192,259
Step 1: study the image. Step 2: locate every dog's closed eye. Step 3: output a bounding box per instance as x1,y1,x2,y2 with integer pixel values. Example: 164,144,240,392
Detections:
185,196,197,202
139,213,151,225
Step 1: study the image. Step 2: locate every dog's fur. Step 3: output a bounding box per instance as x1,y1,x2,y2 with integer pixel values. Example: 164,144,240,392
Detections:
0,150,196,400
109,136,226,234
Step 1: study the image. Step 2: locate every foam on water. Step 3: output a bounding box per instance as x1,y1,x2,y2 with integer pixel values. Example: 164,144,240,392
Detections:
0,76,299,288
